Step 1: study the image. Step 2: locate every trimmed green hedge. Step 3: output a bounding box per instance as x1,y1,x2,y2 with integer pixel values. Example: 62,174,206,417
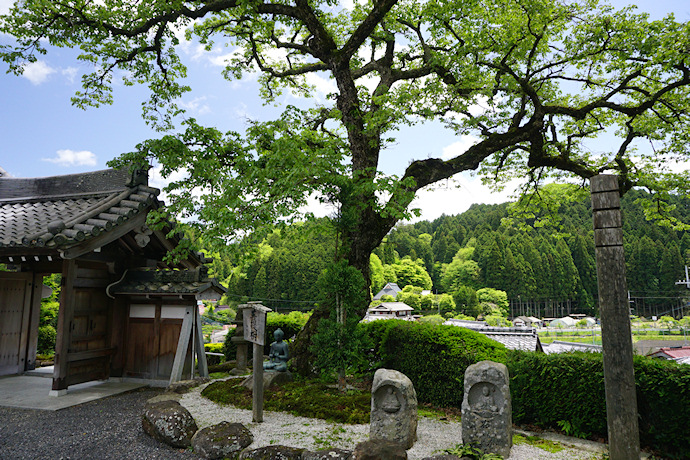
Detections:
362,320,508,408
508,350,690,458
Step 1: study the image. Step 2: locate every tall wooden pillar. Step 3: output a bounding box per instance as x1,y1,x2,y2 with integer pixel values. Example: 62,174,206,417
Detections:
52,259,76,395
591,175,640,459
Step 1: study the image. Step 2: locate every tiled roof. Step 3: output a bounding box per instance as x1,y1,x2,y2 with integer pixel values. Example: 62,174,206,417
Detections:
648,346,690,360
370,302,413,312
0,167,159,250
542,340,602,354
107,268,226,296
444,321,542,352
373,282,402,300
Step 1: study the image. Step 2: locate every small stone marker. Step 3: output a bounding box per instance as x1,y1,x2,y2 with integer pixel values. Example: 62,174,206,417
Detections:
461,361,512,458
370,368,417,450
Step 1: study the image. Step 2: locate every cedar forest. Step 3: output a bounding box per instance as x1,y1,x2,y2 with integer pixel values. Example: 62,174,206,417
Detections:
208,184,690,320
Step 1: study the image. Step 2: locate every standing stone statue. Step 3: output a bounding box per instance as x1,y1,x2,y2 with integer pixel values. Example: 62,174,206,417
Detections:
263,328,289,372
461,361,512,458
370,368,417,449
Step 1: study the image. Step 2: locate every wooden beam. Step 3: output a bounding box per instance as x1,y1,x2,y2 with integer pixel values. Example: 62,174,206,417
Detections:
169,306,194,384
194,310,208,378
67,348,116,362
60,213,147,260
52,259,77,394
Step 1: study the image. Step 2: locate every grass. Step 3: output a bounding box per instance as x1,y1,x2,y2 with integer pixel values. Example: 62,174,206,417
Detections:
513,434,564,453
201,378,371,424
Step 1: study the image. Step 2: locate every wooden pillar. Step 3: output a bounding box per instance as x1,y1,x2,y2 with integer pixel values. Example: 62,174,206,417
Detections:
24,273,44,371
52,259,76,395
591,175,640,459
252,342,264,423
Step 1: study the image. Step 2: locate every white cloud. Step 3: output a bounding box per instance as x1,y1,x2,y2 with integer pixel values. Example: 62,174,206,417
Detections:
440,135,480,160
42,149,97,167
21,60,56,85
0,0,13,15
61,67,78,84
409,175,518,222
179,96,211,115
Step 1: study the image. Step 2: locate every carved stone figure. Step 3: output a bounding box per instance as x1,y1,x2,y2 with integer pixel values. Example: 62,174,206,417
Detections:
370,368,417,450
263,328,289,372
461,361,512,458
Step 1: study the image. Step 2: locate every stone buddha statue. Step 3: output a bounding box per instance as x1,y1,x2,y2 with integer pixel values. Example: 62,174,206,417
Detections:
263,328,289,372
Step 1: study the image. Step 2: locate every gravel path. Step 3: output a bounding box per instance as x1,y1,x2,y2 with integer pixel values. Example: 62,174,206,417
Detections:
180,378,599,460
0,381,600,460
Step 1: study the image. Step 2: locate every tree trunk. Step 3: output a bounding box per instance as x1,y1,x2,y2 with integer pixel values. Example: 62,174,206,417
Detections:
291,199,391,376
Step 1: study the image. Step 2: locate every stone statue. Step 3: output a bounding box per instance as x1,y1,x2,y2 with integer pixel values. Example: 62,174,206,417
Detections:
370,368,417,449
461,361,512,458
263,328,289,372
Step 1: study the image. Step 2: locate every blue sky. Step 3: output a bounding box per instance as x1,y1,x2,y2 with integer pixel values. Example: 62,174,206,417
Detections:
0,0,688,222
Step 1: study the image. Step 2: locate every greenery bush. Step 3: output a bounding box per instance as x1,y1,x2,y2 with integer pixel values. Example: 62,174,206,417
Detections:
508,350,690,458
204,342,225,365
372,321,508,407
37,325,56,355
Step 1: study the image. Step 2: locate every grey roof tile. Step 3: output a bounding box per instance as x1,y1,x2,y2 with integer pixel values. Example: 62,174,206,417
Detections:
0,168,159,250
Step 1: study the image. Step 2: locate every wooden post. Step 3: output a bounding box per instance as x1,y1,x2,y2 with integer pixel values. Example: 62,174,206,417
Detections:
253,342,264,423
240,302,271,423
169,306,194,384
52,259,76,395
591,175,640,460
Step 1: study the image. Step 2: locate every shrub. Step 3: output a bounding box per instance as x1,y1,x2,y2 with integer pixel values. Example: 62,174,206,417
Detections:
376,321,507,407
508,350,690,458
204,342,225,365
37,325,56,354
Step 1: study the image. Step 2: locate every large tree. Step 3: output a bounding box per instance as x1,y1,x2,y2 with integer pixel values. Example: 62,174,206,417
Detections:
3,0,690,370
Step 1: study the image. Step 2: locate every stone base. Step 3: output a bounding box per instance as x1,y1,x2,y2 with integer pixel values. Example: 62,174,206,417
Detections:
49,389,67,397
230,367,250,376
241,370,293,392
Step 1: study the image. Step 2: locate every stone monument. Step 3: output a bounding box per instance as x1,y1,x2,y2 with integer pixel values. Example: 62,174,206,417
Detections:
230,307,249,375
370,368,417,449
461,360,512,458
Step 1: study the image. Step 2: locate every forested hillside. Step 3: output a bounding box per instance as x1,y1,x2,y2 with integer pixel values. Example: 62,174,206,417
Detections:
214,185,690,319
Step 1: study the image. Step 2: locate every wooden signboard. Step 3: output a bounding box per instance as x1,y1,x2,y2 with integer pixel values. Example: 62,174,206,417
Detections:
238,301,271,423
241,302,271,345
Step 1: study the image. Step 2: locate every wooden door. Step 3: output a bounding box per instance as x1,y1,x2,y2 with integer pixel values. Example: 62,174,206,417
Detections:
0,274,32,376
124,304,185,380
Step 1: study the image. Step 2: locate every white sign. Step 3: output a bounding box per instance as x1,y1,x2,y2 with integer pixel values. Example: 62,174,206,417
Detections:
240,302,271,345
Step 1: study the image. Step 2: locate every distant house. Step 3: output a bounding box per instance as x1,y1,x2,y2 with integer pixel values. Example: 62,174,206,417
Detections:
512,316,543,328
542,341,602,354
363,302,414,321
373,282,402,300
444,320,543,352
647,346,690,364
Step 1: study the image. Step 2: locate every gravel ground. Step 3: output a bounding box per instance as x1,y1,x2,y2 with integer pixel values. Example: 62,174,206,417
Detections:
0,381,600,460
0,388,196,460
180,379,599,460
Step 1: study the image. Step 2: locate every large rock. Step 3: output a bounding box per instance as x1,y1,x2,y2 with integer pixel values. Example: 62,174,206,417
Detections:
239,445,304,459
241,370,294,392
142,400,198,448
302,448,353,459
191,421,253,459
353,440,407,460
167,377,210,394
461,360,512,458
370,369,417,449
